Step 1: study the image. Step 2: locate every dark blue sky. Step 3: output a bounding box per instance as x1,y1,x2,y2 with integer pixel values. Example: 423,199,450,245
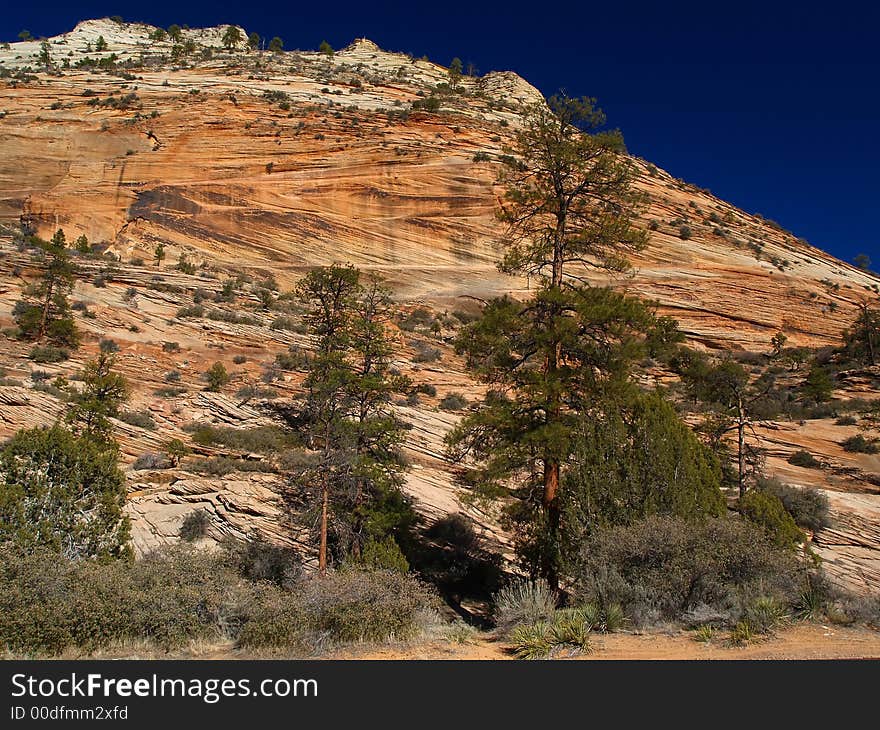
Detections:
3,1,877,267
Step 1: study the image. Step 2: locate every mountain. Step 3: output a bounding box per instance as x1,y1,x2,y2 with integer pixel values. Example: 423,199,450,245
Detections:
1,18,878,590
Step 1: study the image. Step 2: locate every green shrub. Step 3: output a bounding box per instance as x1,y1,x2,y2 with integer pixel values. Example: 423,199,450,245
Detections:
737,490,804,549
398,307,436,332
0,426,129,560
509,621,553,659
187,424,297,453
235,593,308,650
132,452,171,470
207,309,259,325
270,316,305,332
439,392,468,411
0,545,235,653
297,570,434,643
28,345,69,363
569,516,805,627
355,536,410,573
204,362,230,391
412,342,442,363
175,304,204,319
728,620,754,646
835,593,880,627
118,409,156,430
835,415,857,426
756,476,830,531
842,434,879,454
602,603,627,632
275,348,310,371
154,386,187,398
0,544,436,656
509,610,593,659
561,392,725,549
548,611,592,653
787,450,820,468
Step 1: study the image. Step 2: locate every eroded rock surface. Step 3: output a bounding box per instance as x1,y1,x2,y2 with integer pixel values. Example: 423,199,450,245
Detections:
1,19,878,590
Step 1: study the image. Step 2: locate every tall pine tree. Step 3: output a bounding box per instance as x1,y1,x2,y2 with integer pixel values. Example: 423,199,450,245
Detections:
13,229,79,346
287,265,412,573
448,95,653,587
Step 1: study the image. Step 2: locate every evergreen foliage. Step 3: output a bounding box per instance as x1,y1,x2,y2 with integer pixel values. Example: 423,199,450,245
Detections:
284,265,414,572
0,425,130,560
13,229,79,347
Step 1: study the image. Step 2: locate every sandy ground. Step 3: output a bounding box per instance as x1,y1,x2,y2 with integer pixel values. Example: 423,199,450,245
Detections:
333,623,880,661
24,622,878,661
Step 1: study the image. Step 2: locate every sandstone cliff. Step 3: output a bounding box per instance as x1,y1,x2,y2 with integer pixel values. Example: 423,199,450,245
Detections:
1,19,878,589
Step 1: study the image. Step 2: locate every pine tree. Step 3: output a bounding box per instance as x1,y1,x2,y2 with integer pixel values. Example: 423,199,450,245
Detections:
448,57,463,89
448,286,654,582
345,279,414,551
843,302,880,365
247,32,261,50
163,438,191,467
268,36,284,53
288,265,412,573
222,26,243,50
13,229,79,346
801,362,834,403
446,95,649,587
678,355,777,497
38,40,51,67
66,339,130,442
853,253,872,271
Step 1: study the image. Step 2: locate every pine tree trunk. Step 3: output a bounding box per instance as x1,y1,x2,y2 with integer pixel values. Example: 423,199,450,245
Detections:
737,399,746,498
318,476,329,576
542,458,560,591
541,216,566,591
38,275,54,340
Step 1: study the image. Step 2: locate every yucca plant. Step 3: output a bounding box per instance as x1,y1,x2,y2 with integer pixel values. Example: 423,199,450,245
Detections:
571,603,601,630
549,613,592,653
510,622,553,660
728,620,754,646
745,596,788,634
602,603,627,632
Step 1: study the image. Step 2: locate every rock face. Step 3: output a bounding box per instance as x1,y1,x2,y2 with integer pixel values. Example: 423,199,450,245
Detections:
1,19,879,590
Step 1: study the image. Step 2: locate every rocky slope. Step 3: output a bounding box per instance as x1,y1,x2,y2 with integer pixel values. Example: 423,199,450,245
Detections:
1,19,878,588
